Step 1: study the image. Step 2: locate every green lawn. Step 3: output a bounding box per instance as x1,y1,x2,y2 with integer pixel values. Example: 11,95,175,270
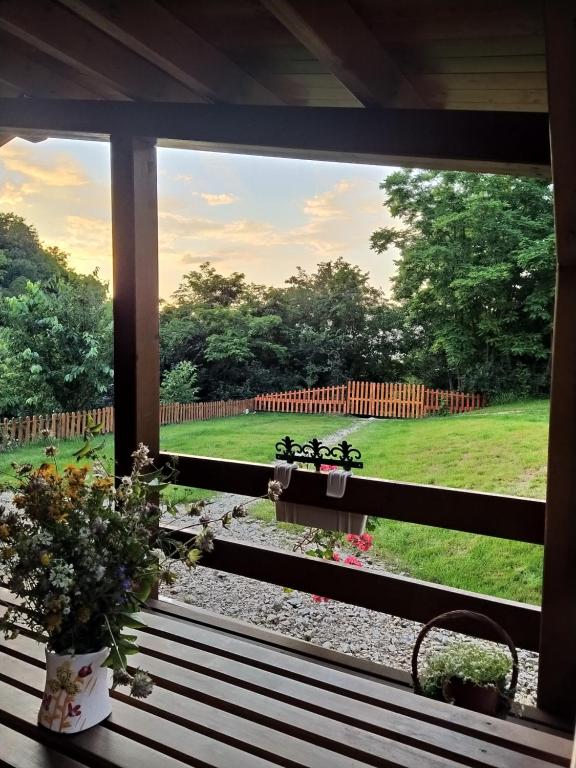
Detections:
251,401,549,605
0,405,548,604
0,412,353,503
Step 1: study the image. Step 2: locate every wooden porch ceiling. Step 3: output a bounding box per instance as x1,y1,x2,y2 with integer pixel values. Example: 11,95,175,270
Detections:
0,0,546,113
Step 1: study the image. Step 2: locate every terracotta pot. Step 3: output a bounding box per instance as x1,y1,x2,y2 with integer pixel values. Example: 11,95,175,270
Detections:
39,648,111,734
443,677,503,716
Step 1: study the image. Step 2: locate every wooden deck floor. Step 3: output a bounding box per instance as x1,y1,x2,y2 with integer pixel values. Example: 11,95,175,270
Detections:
0,594,572,768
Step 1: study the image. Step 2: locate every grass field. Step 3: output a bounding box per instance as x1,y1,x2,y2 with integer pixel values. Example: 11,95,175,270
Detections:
0,404,548,604
250,401,549,605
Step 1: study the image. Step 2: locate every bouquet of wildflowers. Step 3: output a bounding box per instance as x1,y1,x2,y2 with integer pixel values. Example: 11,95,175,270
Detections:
0,427,213,698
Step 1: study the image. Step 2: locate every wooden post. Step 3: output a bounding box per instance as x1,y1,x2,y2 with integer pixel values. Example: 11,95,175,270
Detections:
110,135,159,478
538,0,576,719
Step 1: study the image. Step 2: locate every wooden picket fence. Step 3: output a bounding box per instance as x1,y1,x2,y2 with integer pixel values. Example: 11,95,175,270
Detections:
254,381,485,418
0,398,256,446
159,398,255,425
0,384,484,447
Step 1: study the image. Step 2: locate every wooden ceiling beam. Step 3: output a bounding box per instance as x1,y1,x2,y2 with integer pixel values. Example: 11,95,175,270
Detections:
0,98,551,177
58,0,283,105
0,29,115,100
261,0,426,108
0,0,203,102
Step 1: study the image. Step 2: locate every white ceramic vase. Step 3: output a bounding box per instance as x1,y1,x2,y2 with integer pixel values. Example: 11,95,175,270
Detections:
39,648,111,734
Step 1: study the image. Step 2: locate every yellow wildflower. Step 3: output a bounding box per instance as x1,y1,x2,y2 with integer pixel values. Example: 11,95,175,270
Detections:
77,606,91,623
45,613,62,633
40,552,52,566
0,523,10,540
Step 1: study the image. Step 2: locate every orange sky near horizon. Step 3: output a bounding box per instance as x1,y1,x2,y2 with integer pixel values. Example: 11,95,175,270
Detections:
0,137,399,300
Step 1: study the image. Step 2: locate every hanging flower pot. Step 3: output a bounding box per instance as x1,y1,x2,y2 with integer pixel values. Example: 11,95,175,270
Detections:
39,648,111,734
411,610,519,718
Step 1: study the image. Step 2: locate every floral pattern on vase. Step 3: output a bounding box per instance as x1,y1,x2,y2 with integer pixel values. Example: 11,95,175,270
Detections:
39,648,111,733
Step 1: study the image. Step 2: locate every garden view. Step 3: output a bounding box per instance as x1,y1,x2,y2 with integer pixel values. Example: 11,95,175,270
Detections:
0,168,554,607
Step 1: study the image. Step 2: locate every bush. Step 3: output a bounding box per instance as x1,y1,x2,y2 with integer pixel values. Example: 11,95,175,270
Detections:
160,361,199,404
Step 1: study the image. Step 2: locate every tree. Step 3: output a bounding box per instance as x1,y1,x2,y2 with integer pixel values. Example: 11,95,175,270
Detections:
0,213,67,295
160,361,199,404
0,274,113,416
371,171,555,396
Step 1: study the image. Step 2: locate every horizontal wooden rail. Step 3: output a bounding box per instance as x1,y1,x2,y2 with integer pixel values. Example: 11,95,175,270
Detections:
160,452,545,544
162,528,540,651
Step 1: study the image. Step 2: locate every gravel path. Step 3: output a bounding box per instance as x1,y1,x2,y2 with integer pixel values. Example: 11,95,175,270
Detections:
162,452,539,709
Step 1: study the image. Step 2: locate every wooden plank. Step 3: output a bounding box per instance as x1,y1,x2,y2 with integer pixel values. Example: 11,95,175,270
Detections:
111,136,159,478
162,527,540,650
261,0,426,108
0,724,87,768
160,451,544,543
2,615,570,768
538,0,576,720
0,99,552,177
0,0,202,102
59,0,282,105
0,679,190,768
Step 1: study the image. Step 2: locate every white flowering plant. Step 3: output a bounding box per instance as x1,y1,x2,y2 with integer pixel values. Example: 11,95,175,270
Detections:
420,641,511,700
0,422,251,699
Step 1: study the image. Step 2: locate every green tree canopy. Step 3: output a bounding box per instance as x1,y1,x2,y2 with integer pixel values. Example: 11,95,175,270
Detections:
371,171,555,396
0,275,112,416
0,213,67,296
160,360,199,404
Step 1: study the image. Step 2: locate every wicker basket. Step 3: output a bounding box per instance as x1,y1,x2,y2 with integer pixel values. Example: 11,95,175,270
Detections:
411,610,519,716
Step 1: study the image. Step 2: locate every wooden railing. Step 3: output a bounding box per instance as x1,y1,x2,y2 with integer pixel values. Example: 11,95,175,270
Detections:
160,451,543,651
255,381,485,418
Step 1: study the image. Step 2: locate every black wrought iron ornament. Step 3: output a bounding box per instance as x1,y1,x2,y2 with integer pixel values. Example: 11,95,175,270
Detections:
275,435,363,471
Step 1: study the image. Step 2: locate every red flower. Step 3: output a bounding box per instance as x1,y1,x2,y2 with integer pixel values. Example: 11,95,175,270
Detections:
332,551,341,562
344,555,363,568
346,532,373,552
67,703,82,718
78,664,92,678
312,594,329,603
320,464,338,472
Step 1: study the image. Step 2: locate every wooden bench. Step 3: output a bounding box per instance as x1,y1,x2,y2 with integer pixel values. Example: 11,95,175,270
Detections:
0,593,572,768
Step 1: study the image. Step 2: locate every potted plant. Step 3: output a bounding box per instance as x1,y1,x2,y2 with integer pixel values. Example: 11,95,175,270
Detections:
0,423,254,734
418,642,512,715
411,610,518,717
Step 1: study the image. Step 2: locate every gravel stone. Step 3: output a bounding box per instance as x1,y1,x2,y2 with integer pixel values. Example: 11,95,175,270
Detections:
162,511,538,707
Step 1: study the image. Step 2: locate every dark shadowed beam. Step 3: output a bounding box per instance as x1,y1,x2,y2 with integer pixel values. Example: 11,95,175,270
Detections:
110,136,159,479
0,133,14,147
538,0,576,721
0,0,202,102
0,99,551,176
58,0,283,105
261,0,426,108
0,28,126,100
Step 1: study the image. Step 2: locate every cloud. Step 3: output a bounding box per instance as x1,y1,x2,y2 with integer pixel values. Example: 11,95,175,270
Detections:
0,180,37,206
199,192,238,206
53,215,111,272
303,179,353,220
0,145,88,187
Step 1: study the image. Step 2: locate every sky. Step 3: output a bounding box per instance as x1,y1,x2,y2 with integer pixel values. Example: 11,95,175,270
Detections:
0,137,400,300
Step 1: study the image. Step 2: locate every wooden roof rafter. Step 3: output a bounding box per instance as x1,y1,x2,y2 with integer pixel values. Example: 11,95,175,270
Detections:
57,0,284,105
0,0,202,102
261,0,427,108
